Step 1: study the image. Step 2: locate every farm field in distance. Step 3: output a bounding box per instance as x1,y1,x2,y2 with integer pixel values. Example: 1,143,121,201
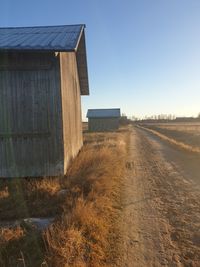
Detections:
138,122,200,151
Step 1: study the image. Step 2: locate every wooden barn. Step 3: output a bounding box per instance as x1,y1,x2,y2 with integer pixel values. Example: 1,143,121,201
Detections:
0,24,89,177
87,109,121,132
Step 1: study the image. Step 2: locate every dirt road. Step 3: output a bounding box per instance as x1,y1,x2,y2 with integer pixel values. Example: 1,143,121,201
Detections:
118,126,200,267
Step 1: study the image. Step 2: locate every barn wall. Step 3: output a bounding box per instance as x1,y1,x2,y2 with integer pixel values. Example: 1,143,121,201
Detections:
59,52,83,173
0,52,64,177
88,118,119,132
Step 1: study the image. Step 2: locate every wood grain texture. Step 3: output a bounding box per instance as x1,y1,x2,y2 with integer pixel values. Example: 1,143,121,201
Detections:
59,52,83,173
0,52,63,177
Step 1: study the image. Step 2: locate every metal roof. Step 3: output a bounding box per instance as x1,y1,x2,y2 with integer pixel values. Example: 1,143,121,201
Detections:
0,24,89,95
0,25,83,51
87,109,121,118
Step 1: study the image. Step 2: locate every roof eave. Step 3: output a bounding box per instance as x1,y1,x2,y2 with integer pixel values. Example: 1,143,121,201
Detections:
0,48,76,53
74,25,85,52
75,28,89,96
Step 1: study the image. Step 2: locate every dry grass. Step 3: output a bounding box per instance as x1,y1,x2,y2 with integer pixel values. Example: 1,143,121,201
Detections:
0,177,63,220
150,122,200,134
0,187,9,199
44,132,126,267
138,124,200,153
0,226,46,267
0,127,127,266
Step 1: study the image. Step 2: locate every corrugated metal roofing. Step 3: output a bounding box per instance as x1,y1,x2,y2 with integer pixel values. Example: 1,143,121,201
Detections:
0,25,84,51
0,24,89,95
87,109,121,118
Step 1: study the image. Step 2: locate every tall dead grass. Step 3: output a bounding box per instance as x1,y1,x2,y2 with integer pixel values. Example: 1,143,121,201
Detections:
0,177,63,220
0,226,46,267
0,129,126,266
44,137,125,266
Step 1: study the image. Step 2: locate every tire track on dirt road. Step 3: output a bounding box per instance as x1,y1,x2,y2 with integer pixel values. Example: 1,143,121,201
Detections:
117,126,200,267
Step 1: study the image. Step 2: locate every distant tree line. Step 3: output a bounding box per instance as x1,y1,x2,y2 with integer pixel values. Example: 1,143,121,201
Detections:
130,113,200,123
119,113,200,124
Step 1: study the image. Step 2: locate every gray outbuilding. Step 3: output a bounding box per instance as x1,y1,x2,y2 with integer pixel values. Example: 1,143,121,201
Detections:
87,108,121,132
0,24,89,177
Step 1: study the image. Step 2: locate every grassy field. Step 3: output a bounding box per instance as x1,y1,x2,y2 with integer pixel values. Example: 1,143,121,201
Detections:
138,122,200,152
0,127,127,267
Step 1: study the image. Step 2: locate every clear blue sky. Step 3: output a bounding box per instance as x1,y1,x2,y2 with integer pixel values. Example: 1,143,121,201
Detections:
1,0,200,119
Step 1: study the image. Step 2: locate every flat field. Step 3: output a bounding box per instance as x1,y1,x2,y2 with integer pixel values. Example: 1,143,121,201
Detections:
139,122,200,150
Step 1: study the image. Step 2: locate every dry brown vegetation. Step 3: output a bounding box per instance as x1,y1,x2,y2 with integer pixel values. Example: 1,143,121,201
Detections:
0,127,127,266
138,123,200,153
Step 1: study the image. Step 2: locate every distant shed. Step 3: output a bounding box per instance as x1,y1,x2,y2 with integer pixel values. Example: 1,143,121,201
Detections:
0,24,89,177
87,109,121,132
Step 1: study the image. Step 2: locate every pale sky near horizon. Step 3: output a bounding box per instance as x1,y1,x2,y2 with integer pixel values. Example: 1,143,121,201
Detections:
1,0,200,119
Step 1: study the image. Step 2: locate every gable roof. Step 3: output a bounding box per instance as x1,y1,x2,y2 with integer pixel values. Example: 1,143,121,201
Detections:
0,24,89,95
87,109,121,118
0,24,83,51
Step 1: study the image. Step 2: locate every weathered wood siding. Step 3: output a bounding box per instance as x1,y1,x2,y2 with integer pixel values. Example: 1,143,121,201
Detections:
0,52,63,177
59,52,83,173
88,118,119,132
